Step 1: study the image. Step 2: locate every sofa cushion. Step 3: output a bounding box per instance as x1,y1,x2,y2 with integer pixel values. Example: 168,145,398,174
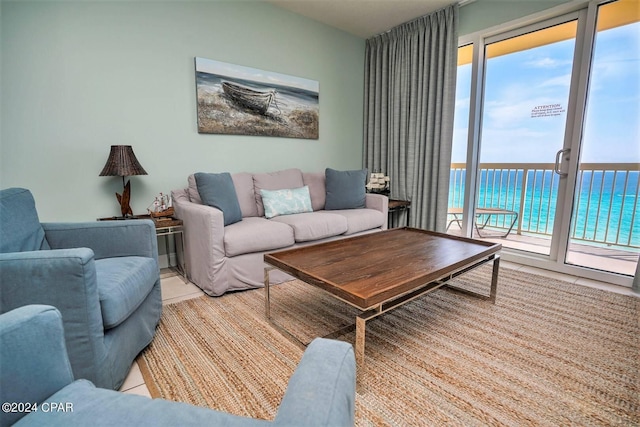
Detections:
261,186,313,219
271,212,348,242
0,188,50,253
324,168,368,210
195,172,243,226
224,217,294,257
330,208,385,235
253,169,304,217
187,174,201,204
231,173,259,218
303,172,326,211
188,173,258,218
95,257,158,330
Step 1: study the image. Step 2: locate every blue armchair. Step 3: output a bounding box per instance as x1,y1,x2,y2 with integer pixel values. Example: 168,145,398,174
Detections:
0,188,162,390
0,305,356,427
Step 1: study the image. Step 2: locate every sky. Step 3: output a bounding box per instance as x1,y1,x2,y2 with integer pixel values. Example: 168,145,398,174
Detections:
452,20,640,164
195,57,319,94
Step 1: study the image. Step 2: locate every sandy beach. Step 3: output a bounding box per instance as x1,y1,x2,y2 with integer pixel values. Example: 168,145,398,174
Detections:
197,86,319,139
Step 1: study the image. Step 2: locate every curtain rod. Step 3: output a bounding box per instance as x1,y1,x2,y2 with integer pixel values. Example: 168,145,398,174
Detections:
371,1,466,39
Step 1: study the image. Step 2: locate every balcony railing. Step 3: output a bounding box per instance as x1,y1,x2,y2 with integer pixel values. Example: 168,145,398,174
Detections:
448,162,640,249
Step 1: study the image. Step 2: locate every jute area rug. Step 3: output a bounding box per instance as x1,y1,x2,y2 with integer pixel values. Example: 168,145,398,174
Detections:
138,267,639,426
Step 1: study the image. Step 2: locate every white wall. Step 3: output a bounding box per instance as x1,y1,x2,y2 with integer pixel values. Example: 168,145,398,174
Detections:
0,1,365,221
0,0,577,224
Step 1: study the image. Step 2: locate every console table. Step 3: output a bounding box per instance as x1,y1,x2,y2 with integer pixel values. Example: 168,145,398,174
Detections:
388,199,411,227
97,215,188,282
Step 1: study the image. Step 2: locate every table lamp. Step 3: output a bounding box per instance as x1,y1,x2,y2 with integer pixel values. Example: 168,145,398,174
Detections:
99,145,148,218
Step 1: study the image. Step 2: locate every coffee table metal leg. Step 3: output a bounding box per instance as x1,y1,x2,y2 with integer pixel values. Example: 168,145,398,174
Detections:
355,306,381,393
264,267,272,319
490,255,500,303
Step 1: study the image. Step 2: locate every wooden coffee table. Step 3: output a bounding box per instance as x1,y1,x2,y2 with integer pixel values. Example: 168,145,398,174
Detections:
264,227,501,388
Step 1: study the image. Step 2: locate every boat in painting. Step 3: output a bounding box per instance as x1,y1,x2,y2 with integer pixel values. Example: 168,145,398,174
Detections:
222,81,276,115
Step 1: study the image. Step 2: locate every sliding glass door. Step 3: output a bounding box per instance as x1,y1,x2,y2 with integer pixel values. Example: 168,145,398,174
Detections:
477,18,579,256
449,0,639,286
565,0,640,276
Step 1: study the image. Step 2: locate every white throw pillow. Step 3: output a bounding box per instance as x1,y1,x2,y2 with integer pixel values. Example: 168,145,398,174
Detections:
260,186,313,219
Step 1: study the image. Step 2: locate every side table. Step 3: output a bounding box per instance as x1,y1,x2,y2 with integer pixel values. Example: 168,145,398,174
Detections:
388,199,411,228
97,215,188,283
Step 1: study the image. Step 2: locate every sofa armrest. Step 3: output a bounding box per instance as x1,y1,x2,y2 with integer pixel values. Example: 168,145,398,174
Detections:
0,249,106,385
172,189,226,283
275,338,356,427
366,193,389,230
42,220,158,263
0,305,74,427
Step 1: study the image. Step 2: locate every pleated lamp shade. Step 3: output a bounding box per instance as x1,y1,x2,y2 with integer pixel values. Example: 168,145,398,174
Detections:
99,145,148,177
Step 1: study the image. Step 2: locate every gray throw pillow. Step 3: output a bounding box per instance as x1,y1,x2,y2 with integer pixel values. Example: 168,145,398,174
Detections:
194,172,242,226
324,168,368,210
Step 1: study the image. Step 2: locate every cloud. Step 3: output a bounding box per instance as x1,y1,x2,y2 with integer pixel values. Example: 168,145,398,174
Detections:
538,73,572,88
526,57,571,69
479,127,564,162
455,96,470,109
484,96,566,127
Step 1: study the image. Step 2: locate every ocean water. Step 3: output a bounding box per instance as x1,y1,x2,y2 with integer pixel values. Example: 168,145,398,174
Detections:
448,169,640,248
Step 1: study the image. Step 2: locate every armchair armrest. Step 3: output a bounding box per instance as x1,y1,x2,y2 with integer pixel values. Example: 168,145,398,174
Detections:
0,249,106,385
0,305,74,427
275,338,356,427
42,220,158,262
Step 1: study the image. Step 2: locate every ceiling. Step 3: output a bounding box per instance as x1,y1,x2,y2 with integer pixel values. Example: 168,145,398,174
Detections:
267,0,458,39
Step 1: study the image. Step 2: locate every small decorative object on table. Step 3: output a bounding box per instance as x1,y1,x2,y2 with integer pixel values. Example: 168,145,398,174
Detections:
366,172,390,195
148,193,174,219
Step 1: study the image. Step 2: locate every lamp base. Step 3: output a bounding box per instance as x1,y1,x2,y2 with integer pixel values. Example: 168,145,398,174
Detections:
116,180,133,217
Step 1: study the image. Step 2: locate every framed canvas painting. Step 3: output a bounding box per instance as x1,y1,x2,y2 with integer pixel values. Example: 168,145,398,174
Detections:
195,57,319,139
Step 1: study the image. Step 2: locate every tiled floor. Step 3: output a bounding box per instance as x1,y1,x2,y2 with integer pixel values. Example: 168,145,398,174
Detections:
447,227,639,277
119,263,637,396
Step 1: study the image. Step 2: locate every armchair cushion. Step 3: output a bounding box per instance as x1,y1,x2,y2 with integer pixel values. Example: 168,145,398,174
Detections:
95,257,159,330
0,188,49,253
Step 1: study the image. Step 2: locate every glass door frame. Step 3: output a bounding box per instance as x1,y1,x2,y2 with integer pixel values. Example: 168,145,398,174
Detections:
456,0,633,287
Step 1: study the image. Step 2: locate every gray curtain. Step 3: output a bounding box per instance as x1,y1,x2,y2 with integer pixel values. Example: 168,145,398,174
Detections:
363,4,458,231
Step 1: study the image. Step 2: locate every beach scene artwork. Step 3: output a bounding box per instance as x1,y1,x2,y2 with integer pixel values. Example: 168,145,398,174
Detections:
195,57,319,139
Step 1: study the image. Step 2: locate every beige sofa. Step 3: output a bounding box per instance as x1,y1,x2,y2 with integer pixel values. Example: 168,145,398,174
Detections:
172,168,388,296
